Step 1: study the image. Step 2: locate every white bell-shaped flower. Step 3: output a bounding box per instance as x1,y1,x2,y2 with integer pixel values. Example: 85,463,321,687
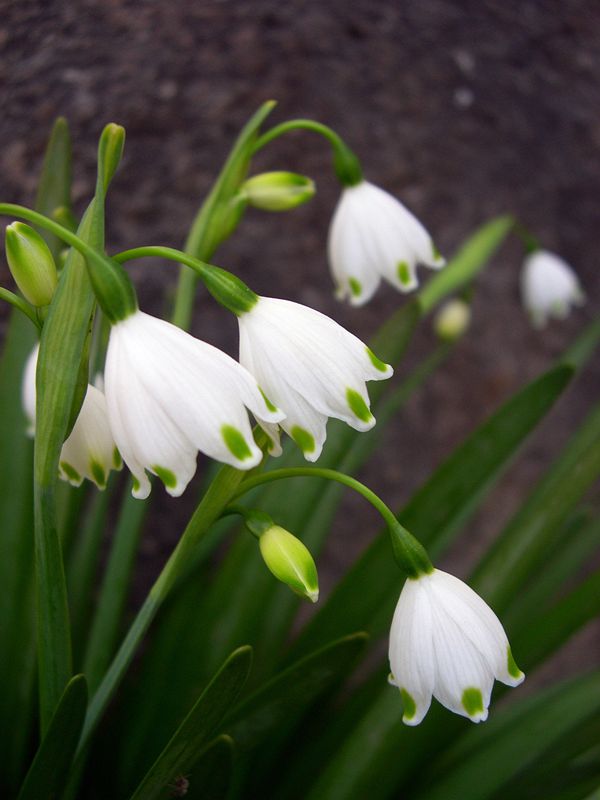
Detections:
328,180,445,306
238,296,393,461
388,569,524,726
520,249,584,328
104,310,285,499
22,344,120,489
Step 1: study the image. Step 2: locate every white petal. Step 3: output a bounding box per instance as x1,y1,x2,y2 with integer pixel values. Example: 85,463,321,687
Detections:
21,343,39,435
521,250,584,325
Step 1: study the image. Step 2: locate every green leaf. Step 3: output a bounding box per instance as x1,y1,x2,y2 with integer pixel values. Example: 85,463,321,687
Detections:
290,364,573,660
17,674,87,800
417,215,514,314
34,117,72,258
413,671,600,800
224,633,368,752
128,646,252,800
183,735,235,800
471,400,600,612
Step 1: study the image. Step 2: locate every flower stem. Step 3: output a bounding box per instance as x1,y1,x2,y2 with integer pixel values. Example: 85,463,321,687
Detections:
252,119,363,186
231,467,433,578
0,287,41,328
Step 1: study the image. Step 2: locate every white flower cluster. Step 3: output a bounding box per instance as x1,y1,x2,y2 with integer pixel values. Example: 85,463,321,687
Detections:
24,300,392,498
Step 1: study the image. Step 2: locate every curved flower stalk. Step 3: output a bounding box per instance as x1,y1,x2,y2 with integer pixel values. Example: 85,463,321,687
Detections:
23,344,120,489
104,310,285,499
238,296,393,460
328,181,445,306
388,569,524,725
520,249,584,327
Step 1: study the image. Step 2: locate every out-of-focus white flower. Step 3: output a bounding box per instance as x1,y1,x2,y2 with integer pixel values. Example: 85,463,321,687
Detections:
388,569,524,726
434,298,471,342
22,344,120,489
327,181,445,306
104,310,285,500
238,296,393,461
521,250,584,328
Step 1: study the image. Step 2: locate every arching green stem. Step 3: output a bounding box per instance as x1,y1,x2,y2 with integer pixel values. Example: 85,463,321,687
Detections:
252,119,362,186
231,467,433,578
0,288,41,328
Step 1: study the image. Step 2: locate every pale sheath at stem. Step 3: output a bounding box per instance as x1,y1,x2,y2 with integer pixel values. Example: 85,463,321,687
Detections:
23,344,120,489
388,568,524,725
238,296,393,461
104,309,285,499
328,180,444,306
520,249,585,328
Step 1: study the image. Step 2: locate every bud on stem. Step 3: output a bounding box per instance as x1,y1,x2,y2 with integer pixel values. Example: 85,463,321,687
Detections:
5,222,58,306
242,172,315,211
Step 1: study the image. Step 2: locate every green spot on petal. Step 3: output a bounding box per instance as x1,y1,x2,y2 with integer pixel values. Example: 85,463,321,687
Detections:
90,460,106,488
400,688,417,720
60,462,81,484
366,347,389,373
291,425,316,454
259,387,278,413
349,277,362,297
397,261,412,286
152,465,177,490
113,447,122,469
222,425,254,461
132,477,141,493
432,241,443,261
507,646,523,679
462,687,484,717
346,388,373,423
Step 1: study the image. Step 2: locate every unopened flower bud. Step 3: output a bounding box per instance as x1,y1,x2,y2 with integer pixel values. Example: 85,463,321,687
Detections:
258,525,319,603
5,222,57,306
242,172,315,212
434,299,471,341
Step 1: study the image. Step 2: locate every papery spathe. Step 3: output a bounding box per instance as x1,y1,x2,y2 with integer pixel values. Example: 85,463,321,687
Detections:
521,249,584,327
104,310,285,499
388,568,524,725
238,296,393,461
22,344,120,489
328,180,444,306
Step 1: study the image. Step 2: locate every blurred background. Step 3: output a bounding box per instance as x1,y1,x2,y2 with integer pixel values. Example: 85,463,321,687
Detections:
1,0,599,677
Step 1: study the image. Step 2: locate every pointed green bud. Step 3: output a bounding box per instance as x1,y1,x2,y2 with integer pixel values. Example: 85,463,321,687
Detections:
98,123,126,192
5,222,57,306
258,525,319,603
242,171,315,211
434,299,471,342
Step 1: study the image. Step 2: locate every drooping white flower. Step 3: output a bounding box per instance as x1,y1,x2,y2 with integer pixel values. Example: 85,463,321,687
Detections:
238,296,393,461
520,249,584,328
327,180,445,306
388,569,524,726
104,310,285,499
22,344,121,489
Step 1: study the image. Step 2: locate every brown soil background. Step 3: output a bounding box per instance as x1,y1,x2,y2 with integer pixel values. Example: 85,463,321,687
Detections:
1,0,599,678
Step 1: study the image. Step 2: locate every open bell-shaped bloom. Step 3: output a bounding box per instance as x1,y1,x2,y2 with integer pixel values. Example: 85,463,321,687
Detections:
238,296,393,461
388,569,524,726
520,249,585,328
104,310,285,499
328,180,445,306
22,344,120,489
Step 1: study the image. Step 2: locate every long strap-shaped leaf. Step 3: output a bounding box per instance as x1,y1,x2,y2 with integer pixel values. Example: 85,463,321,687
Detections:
17,675,87,800
128,646,252,800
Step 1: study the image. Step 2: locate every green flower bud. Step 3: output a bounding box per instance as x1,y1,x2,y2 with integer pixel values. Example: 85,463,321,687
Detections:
258,525,319,603
434,299,471,342
242,171,315,211
5,222,58,306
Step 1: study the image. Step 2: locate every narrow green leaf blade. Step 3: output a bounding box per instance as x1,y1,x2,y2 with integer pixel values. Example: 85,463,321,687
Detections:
184,735,235,800
128,646,252,800
417,214,513,314
17,674,87,800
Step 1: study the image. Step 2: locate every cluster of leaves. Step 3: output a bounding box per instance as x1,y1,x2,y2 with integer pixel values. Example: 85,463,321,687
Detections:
1,110,599,800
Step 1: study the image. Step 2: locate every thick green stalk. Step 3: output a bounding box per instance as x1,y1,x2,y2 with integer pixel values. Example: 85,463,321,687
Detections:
231,467,433,578
171,101,276,329
78,463,248,753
